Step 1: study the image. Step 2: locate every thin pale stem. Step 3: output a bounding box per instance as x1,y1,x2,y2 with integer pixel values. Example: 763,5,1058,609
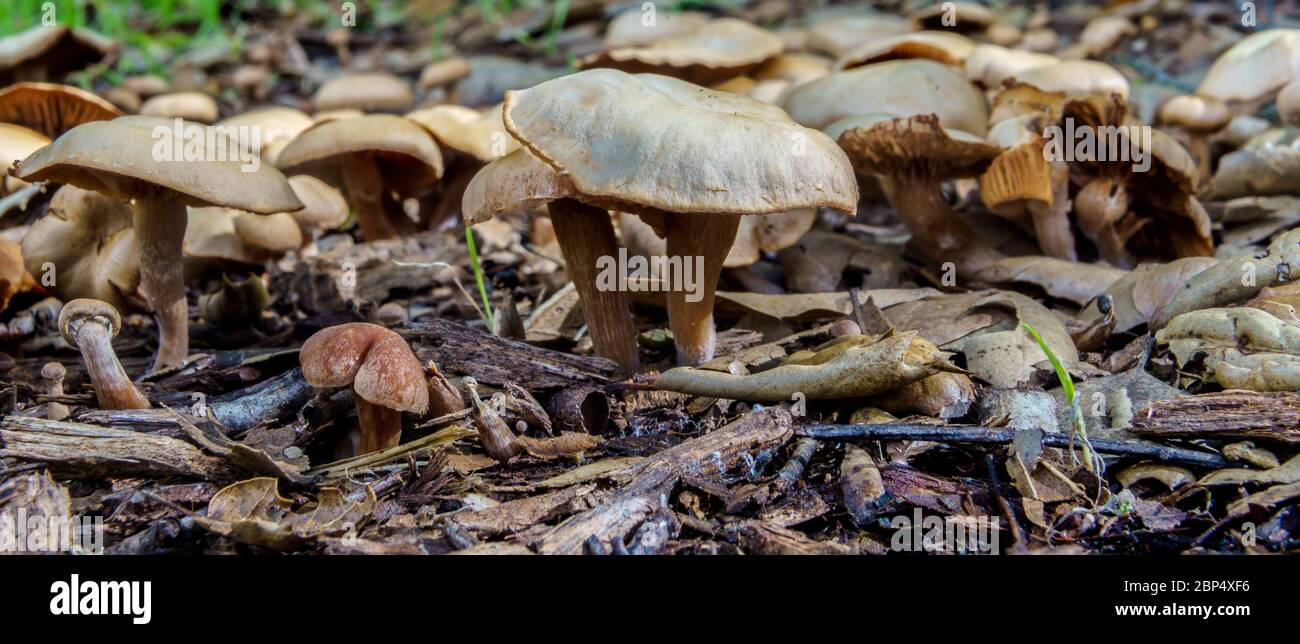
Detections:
76,321,150,410
664,212,741,366
134,198,189,372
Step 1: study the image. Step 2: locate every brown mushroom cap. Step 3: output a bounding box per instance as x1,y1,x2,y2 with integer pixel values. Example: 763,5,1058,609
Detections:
122,75,169,98
603,9,712,48
582,18,784,84
405,104,519,162
835,114,1000,180
300,322,429,414
58,297,122,347
989,82,1066,125
418,57,472,91
1277,80,1300,127
836,31,976,69
908,2,997,33
1197,29,1300,103
13,120,303,213
284,175,349,235
783,59,988,134
313,72,414,113
21,185,141,311
979,115,1054,214
233,211,303,253
1158,95,1232,133
139,91,219,123
496,69,857,218
0,25,115,83
806,14,912,58
275,114,444,194
1007,60,1131,101
964,45,1058,88
217,107,314,164
0,82,122,138
753,53,833,85
1074,16,1136,58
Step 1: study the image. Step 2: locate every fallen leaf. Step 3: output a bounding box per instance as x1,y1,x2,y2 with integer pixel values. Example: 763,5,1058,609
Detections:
196,477,376,550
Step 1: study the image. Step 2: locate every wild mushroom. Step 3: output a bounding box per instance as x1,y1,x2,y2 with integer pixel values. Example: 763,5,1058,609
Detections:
313,72,414,113
13,119,303,371
0,25,116,84
276,114,444,241
963,45,1057,88
0,237,37,312
0,82,121,138
1276,80,1300,127
57,299,149,410
40,361,69,421
582,18,784,85
282,175,349,242
466,70,856,366
405,103,520,229
217,107,314,165
806,14,911,58
1005,60,1131,101
836,31,976,70
1157,94,1231,182
299,323,429,456
418,57,472,93
603,9,712,48
0,123,50,195
1197,29,1300,105
782,60,989,134
20,185,141,311
185,207,304,269
139,91,220,123
980,114,1075,260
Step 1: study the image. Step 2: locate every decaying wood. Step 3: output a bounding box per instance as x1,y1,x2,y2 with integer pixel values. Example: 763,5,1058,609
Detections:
535,407,794,554
407,318,616,390
731,520,852,555
446,483,602,536
841,445,886,526
1130,391,1300,443
0,416,231,479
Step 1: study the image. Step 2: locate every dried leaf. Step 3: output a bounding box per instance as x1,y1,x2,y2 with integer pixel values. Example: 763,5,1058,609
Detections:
512,432,603,460
196,477,376,551
1156,307,1300,391
974,255,1125,306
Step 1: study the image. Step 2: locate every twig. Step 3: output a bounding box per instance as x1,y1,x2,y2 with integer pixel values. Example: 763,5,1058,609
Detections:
985,454,1028,554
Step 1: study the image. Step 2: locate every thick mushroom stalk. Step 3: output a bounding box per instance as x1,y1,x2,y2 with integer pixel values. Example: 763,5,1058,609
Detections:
664,212,742,365
882,174,1002,275
134,198,189,371
341,153,403,241
58,299,150,410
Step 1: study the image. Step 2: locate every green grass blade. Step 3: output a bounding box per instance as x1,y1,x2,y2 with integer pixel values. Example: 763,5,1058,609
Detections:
465,223,496,331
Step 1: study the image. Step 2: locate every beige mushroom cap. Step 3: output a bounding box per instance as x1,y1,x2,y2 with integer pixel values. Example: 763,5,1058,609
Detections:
1,123,51,193
835,114,1001,180
285,175,349,234
583,18,784,84
405,103,519,162
418,57,472,91
754,53,833,85
462,149,574,224
21,185,141,311
1074,15,1137,58
836,31,976,69
1197,29,1300,103
1007,60,1131,100
501,69,857,217
806,14,912,58
963,44,1058,87
14,120,303,214
783,59,988,135
1158,95,1232,133
122,75,169,98
0,237,36,311
276,114,444,194
989,82,1066,125
139,92,220,124
1280,80,1300,127
603,10,712,48
313,72,414,113
908,2,997,33
0,82,122,138
217,107,314,164
0,25,115,83
300,322,429,414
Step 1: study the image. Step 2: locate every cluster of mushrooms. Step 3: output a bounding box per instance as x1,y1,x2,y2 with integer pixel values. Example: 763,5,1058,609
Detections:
2,4,1299,459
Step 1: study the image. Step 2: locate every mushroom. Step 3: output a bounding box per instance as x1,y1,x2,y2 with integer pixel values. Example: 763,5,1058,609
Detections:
276,114,444,241
603,9,712,48
406,104,520,229
1197,29,1300,105
313,72,414,113
122,75,169,98
20,185,142,311
139,91,220,123
582,18,784,85
1068,15,1136,58
418,57,472,93
979,115,1075,260
0,123,50,195
836,31,976,70
1157,94,1231,182
782,60,989,134
833,113,1003,274
1006,60,1131,102
1277,80,1300,127
0,82,122,138
216,107,314,165
806,14,911,58
0,237,37,312
465,70,856,366
283,175,349,242
40,361,69,421
57,299,149,410
184,207,304,269
616,209,817,273
753,53,832,86
13,119,303,371
299,323,429,456
908,2,997,35
0,25,115,84
963,45,1058,88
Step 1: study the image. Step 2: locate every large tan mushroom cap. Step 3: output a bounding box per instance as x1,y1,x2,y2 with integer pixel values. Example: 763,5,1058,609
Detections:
835,114,1000,179
964,45,1058,87
582,18,784,84
783,60,988,135
908,2,997,33
405,104,519,162
462,149,576,224
276,114,444,194
617,208,816,268
603,9,712,48
1158,95,1231,133
501,69,857,217
806,14,912,58
217,107,314,164
13,120,303,214
0,25,115,83
1280,80,1300,127
1,123,51,194
1197,29,1300,103
0,82,122,138
21,185,141,311
139,92,219,123
313,72,414,113
1007,60,1131,101
836,31,976,69
300,322,429,414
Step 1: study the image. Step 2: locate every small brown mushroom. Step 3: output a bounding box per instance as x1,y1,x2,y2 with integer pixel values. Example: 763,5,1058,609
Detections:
216,107,314,165
299,323,429,456
0,25,115,84
0,82,121,138
139,91,220,123
41,361,69,420
313,72,414,113
1197,29,1300,105
1157,95,1231,183
57,299,149,410
582,18,784,85
417,57,472,92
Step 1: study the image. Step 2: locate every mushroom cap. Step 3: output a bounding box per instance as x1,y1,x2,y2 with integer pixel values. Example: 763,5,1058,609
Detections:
603,9,712,48
299,322,429,414
139,92,220,124
1158,94,1231,133
275,114,444,194
58,298,122,347
40,361,66,381
964,45,1058,88
405,103,519,162
21,185,141,311
1276,80,1300,127
783,59,988,134
122,75,169,98
313,72,414,113
980,115,1054,212
285,175,349,234
1007,60,1131,101
908,2,997,32
989,82,1066,125
1,123,52,191
754,53,833,85
582,18,784,84
499,69,858,217
0,237,35,311
617,208,816,268
233,211,304,253
418,57,472,91
836,31,976,69
1197,29,1300,103
0,82,122,138
835,114,1001,180
13,120,304,213
0,25,115,83
1076,16,1136,57
806,14,912,58
217,107,314,163
462,149,576,224
185,207,302,264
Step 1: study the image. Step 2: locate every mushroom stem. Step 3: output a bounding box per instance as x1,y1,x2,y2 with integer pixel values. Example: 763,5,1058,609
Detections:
1075,176,1135,268
664,212,741,366
134,198,190,372
547,198,640,372
341,153,401,241
882,175,1003,276
42,363,69,421
1187,135,1211,185
352,394,403,455
72,318,150,410
1027,161,1077,261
